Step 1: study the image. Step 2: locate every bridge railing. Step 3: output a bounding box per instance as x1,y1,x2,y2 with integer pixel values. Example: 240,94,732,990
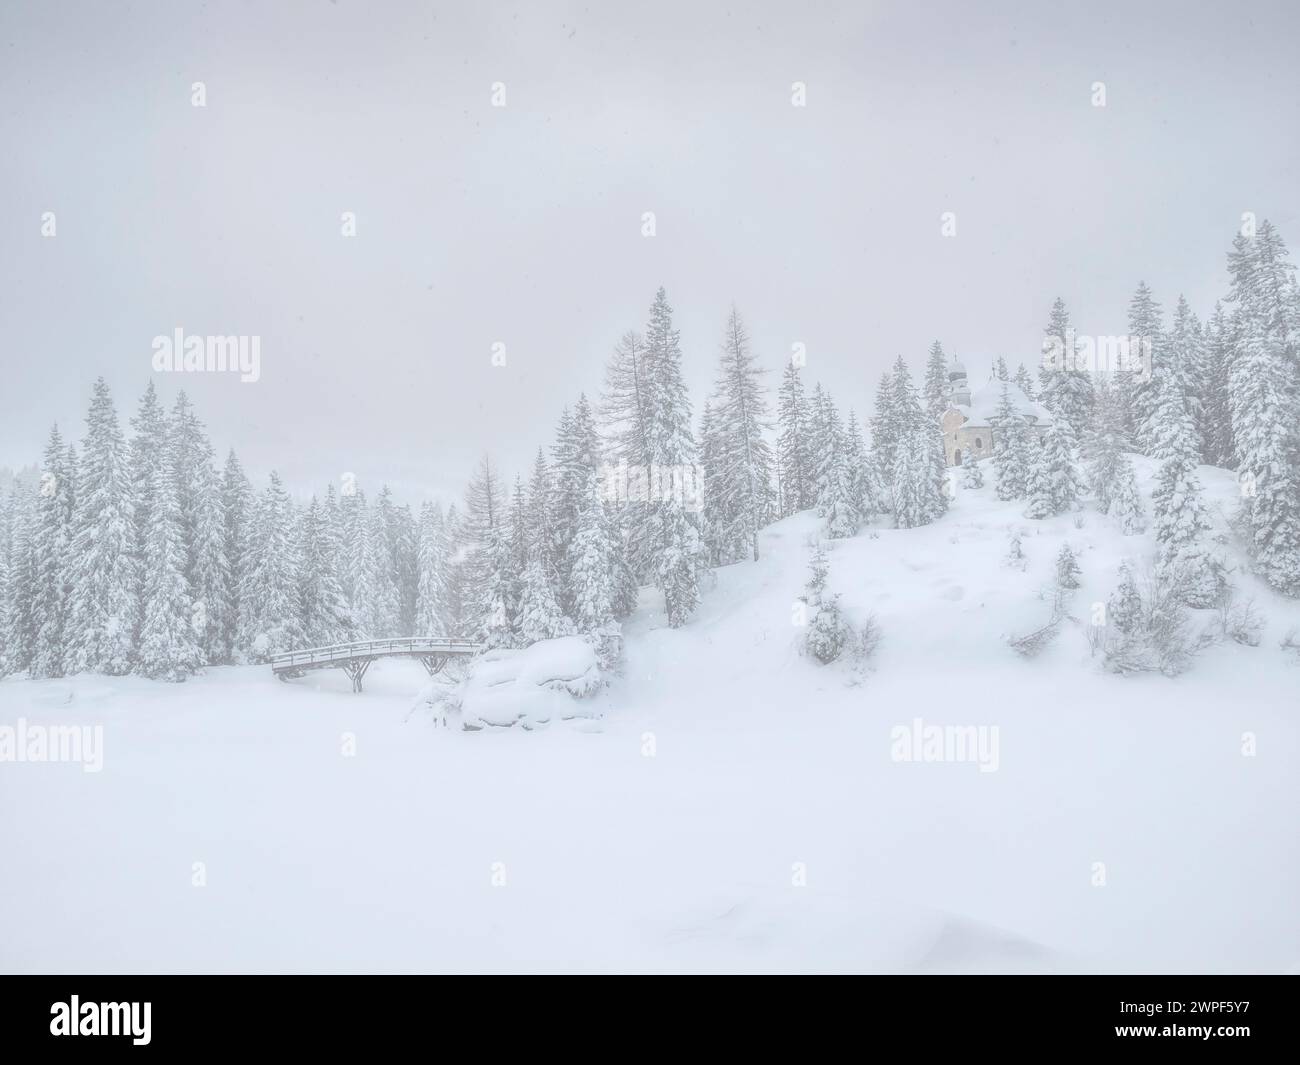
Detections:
270,637,482,670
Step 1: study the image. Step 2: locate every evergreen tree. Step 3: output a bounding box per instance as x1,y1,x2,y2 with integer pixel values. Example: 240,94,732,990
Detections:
1200,302,1237,468
869,371,899,510
1024,418,1081,519
65,379,138,676
236,472,305,660
550,394,602,607
889,357,948,527
300,490,356,646
991,382,1032,501
1124,282,1163,443
923,341,950,425
1226,221,1300,595
567,466,617,634
1012,362,1037,401
2,486,37,675
136,440,202,680
1150,373,1223,607
1055,544,1081,589
220,450,254,661
414,500,449,636
476,522,517,648
960,453,984,488
1107,561,1143,634
776,362,815,516
811,387,859,538
1039,297,1093,438
994,356,1011,382
704,306,775,561
29,427,74,678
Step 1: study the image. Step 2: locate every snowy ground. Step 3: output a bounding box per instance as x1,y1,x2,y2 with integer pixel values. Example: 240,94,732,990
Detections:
2,464,1298,973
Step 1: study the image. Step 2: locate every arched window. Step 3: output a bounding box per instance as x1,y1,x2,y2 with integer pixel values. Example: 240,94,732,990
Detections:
975,437,983,450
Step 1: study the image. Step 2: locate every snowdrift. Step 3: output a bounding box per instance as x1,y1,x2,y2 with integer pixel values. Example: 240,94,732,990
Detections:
458,636,602,729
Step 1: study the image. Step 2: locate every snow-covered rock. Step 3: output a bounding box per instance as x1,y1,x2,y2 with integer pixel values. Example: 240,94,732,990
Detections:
459,636,602,729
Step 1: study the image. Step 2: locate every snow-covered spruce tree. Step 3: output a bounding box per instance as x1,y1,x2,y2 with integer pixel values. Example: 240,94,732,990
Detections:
889,356,947,528
128,382,168,596
1107,561,1143,635
1024,417,1081,519
550,393,602,608
1005,529,1026,569
1149,372,1223,607
136,442,202,681
440,503,474,637
600,329,654,579
220,450,253,661
1109,459,1146,535
65,379,138,676
1084,378,1125,513
697,400,725,565
1038,297,1093,438
515,555,576,645
29,426,75,678
960,453,984,488
641,288,702,627
801,542,848,664
361,504,401,638
1055,544,1081,589
236,472,305,661
171,393,229,664
869,371,898,513
1123,281,1164,446
705,305,775,563
414,500,449,636
462,453,506,595
1226,221,1300,596
811,387,860,538
994,355,1010,382
845,410,881,523
923,341,949,426
2,485,37,675
991,382,1031,501
299,491,356,647
1167,296,1207,461
1200,302,1237,468
567,466,617,635
776,361,815,517
0,492,11,677
475,521,518,649
1012,362,1037,401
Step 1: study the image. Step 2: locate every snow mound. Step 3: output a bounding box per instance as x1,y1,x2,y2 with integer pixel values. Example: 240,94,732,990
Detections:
461,636,602,729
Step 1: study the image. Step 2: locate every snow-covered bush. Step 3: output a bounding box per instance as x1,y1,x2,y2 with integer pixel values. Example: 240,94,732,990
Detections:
1055,544,1081,590
454,636,603,729
1097,566,1200,676
805,593,850,664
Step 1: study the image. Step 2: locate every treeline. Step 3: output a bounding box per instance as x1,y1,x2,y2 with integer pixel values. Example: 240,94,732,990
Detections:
1,224,1297,682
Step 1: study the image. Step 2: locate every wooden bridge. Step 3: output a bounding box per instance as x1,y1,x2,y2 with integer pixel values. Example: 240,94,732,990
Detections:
270,637,483,692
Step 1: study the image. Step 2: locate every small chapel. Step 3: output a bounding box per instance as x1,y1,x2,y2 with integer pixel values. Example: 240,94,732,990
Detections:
939,358,1051,467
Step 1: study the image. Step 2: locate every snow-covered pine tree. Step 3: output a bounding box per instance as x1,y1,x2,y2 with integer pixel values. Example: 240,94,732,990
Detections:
462,453,506,609
1167,295,1208,462
1024,417,1081,519
811,387,859,538
2,485,37,675
961,453,984,488
1226,221,1300,596
705,306,775,562
65,379,138,676
1039,297,1093,438
567,466,616,634
220,450,253,661
776,361,815,517
1107,561,1143,634
641,288,702,627
869,371,898,511
514,554,576,645
923,341,949,426
1055,544,1081,589
361,503,401,638
845,410,880,523
550,394,602,608
0,491,10,677
1124,282,1163,445
1200,302,1237,468
697,400,725,565
300,491,357,646
476,521,517,649
600,329,655,579
889,356,948,528
1150,371,1223,607
136,438,202,681
236,472,306,660
441,502,473,637
1109,459,1146,534
170,393,229,664
991,382,1032,501
29,426,75,678
414,500,449,636
1012,362,1037,401
994,356,1011,382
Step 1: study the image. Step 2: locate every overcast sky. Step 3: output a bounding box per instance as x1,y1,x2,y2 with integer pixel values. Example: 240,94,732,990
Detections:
2,0,1297,503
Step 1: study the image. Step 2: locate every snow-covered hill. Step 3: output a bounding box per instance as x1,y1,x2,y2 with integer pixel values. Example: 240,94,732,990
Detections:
2,462,1297,973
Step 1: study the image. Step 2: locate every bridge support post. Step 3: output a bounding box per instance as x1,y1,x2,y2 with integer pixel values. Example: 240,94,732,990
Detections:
342,659,371,693
419,655,448,677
